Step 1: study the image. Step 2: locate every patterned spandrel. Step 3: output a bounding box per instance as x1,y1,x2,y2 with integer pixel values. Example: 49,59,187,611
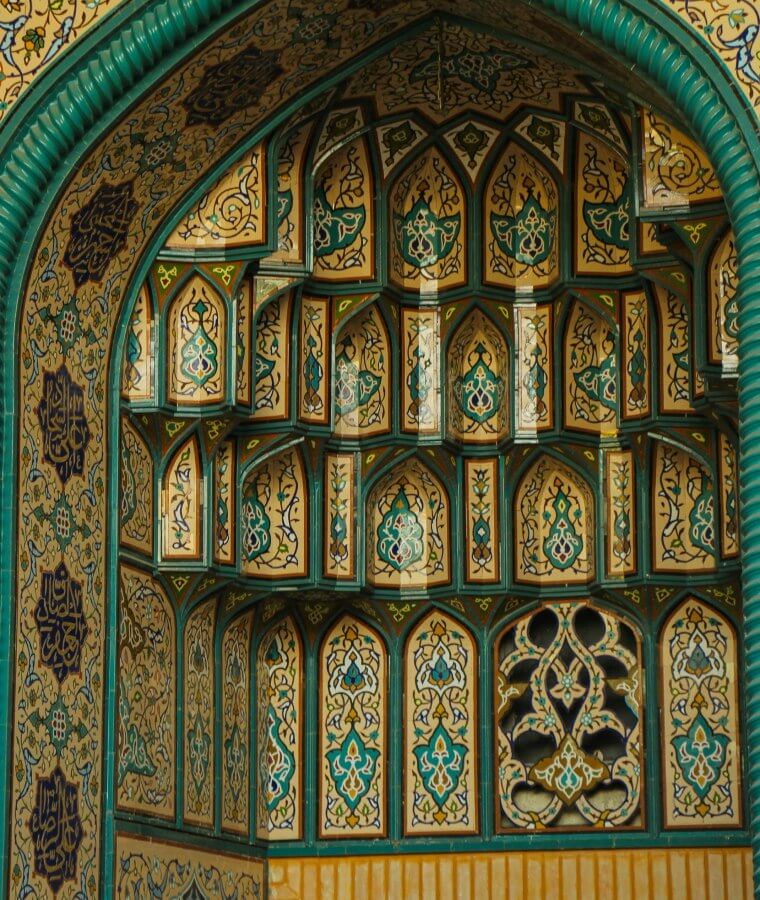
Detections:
298,294,330,426
389,148,466,294
334,304,390,438
165,142,267,249
213,440,235,566
574,133,631,276
442,120,500,183
654,286,694,414
162,435,203,561
405,612,478,835
513,113,567,173
117,565,176,818
240,448,308,579
401,307,441,435
605,449,636,578
515,455,595,585
270,123,311,267
222,611,252,835
484,142,559,290
236,278,253,407
447,309,509,444
719,433,740,560
183,598,216,828
661,599,742,827
366,458,451,590
314,107,365,163
121,285,153,402
496,602,643,830
641,110,722,210
119,416,153,556
563,301,618,434
515,304,553,433
313,137,375,282
708,230,739,371
652,441,717,573
374,119,427,180
256,617,302,840
621,291,650,420
573,101,628,156
464,458,500,584
253,292,292,422
117,834,264,897
324,453,356,580
320,616,386,837
166,275,227,406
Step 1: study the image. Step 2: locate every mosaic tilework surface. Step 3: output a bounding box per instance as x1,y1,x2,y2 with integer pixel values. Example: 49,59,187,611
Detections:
7,2,751,896
1,1,758,128
116,833,264,897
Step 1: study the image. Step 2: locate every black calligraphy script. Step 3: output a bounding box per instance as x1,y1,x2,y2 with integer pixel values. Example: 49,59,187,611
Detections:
28,766,83,895
64,179,138,287
182,46,284,127
36,365,91,487
34,562,88,685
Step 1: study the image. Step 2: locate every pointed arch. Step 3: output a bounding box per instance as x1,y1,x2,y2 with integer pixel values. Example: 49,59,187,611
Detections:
165,273,228,407
119,414,154,557
121,282,154,403
447,306,509,444
651,438,717,573
312,135,375,282
404,608,478,835
256,614,303,840
161,433,203,562
116,565,176,819
562,297,618,433
389,145,467,293
183,596,217,828
221,610,253,836
484,139,560,289
333,301,391,439
708,229,738,371
366,455,451,589
574,131,631,277
660,596,742,827
318,613,387,837
240,445,309,579
513,451,595,585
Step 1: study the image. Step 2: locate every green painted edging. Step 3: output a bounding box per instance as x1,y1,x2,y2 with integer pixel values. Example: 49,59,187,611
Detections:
0,0,757,895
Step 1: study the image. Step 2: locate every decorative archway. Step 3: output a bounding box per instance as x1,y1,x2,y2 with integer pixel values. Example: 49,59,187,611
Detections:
1,2,760,898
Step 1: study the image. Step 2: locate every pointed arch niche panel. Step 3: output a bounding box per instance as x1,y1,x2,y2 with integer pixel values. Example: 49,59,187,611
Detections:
108,18,746,868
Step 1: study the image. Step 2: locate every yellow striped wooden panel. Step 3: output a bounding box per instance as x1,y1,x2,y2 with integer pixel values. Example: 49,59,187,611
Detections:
268,847,752,900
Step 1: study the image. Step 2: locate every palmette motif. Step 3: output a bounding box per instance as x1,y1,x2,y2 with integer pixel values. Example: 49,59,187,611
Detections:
257,618,301,839
405,613,478,834
321,618,386,836
661,600,741,826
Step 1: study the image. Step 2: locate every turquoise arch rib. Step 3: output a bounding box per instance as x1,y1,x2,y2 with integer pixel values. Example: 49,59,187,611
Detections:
0,0,757,896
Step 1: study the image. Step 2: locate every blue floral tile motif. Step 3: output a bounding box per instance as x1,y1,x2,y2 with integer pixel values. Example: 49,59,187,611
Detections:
413,722,467,822
673,711,729,811
36,364,91,486
63,180,138,287
28,765,83,895
33,562,88,685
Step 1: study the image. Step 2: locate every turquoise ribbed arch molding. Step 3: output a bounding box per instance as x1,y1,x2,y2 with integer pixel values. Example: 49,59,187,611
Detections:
0,0,759,896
